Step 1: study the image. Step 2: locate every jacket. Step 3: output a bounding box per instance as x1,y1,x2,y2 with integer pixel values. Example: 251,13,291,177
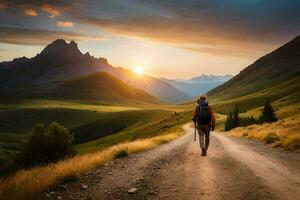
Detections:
192,101,216,126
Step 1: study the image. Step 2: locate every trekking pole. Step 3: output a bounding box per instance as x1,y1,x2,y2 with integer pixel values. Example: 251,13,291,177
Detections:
194,122,196,141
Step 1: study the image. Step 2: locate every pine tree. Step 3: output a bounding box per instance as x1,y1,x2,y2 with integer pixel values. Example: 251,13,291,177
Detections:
225,112,233,131
260,98,277,123
233,105,239,128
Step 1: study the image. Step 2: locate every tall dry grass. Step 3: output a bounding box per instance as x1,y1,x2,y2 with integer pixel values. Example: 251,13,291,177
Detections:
0,131,184,200
228,114,300,150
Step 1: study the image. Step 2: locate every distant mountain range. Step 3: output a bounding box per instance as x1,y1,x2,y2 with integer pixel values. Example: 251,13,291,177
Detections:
208,35,300,114
0,39,189,103
162,74,233,97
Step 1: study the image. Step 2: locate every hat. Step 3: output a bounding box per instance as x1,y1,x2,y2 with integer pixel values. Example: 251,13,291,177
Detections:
199,94,207,100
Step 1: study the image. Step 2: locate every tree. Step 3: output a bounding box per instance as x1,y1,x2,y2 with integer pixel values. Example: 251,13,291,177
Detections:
16,122,75,167
259,99,277,123
232,105,240,128
225,112,233,131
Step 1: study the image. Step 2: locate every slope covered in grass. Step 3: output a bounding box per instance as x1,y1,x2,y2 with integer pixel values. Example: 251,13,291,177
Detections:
0,109,191,200
208,35,300,101
0,106,171,151
203,36,300,117
75,110,191,154
212,76,300,115
0,72,160,104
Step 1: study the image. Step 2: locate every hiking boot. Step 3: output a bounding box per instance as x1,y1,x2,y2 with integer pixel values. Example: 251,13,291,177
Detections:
203,150,207,156
201,150,205,156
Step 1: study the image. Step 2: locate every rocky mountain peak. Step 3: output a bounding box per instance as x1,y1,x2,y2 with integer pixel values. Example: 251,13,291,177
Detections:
39,39,82,59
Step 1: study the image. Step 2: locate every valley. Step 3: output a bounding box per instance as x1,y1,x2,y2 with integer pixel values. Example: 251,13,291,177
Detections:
0,35,300,200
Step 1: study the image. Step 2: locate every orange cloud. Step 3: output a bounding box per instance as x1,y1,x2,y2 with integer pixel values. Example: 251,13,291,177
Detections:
56,21,74,27
24,8,38,17
41,4,60,18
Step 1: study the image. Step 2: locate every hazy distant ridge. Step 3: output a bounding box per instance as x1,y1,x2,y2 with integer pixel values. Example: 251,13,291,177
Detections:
162,74,233,97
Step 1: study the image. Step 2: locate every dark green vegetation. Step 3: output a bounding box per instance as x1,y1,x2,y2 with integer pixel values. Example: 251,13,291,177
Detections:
207,35,300,119
264,132,280,144
75,110,190,154
0,122,75,176
224,99,277,131
114,149,129,159
16,122,74,167
259,99,278,123
0,106,172,151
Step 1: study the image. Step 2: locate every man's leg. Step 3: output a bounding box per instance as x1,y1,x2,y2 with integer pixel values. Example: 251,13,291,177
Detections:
204,132,210,152
203,124,211,155
197,128,205,155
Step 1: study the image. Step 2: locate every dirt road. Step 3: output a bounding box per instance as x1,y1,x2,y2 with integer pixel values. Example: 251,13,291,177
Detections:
42,124,300,200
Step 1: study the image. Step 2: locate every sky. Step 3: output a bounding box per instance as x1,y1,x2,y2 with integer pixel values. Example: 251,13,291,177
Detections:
0,0,299,79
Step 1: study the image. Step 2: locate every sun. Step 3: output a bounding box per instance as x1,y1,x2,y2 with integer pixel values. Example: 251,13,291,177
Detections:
135,66,144,76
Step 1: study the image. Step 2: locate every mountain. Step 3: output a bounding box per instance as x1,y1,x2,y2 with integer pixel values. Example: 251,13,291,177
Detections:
0,72,159,104
189,74,233,83
162,74,233,97
0,39,189,103
207,35,300,114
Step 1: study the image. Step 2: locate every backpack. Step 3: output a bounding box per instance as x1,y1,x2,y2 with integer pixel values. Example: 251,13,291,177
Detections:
196,102,211,124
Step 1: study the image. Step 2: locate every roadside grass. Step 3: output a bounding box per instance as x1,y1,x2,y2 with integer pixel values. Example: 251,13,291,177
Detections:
0,127,186,200
228,114,300,150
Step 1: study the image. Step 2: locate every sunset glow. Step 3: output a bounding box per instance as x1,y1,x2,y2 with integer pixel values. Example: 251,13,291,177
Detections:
0,1,299,78
135,66,144,76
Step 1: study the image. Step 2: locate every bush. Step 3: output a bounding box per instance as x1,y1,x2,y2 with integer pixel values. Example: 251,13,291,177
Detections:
114,149,129,159
264,132,280,144
284,136,300,150
0,147,8,166
16,122,75,167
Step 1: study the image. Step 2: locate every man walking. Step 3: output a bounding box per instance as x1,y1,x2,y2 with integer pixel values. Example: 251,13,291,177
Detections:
192,95,216,156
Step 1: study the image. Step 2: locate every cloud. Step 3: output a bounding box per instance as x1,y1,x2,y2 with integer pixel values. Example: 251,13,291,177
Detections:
79,0,300,57
0,25,106,46
24,8,38,16
56,21,74,27
0,0,74,17
81,17,267,57
1,0,299,58
41,3,61,18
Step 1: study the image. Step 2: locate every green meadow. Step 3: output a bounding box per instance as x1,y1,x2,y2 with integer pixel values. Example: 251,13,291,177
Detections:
0,100,189,153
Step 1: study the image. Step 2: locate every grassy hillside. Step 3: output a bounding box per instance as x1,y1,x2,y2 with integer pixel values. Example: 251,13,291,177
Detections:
204,36,300,117
75,110,190,154
0,101,191,200
0,72,160,105
208,35,300,101
0,98,188,152
212,76,300,116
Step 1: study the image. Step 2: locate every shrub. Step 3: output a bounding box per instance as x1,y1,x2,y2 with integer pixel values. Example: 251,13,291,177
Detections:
0,147,7,166
264,132,280,144
114,149,129,159
284,135,300,150
16,122,75,167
